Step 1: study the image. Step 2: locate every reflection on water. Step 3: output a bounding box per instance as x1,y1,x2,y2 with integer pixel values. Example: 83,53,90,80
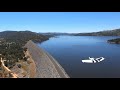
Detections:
38,36,120,78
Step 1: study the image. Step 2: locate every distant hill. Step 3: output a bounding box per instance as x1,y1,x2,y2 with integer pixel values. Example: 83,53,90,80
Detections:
39,32,73,36
0,31,49,44
73,28,120,36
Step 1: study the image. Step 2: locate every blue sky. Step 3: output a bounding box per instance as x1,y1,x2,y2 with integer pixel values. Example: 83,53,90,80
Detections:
0,12,120,33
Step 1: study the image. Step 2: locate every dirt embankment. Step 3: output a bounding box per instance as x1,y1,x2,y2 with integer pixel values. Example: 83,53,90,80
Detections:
25,40,69,78
0,59,18,78
25,50,36,78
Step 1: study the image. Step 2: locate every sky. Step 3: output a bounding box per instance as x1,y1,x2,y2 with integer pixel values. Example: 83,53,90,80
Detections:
0,12,120,33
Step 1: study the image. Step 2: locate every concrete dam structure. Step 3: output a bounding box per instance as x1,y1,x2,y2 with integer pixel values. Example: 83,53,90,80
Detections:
25,40,69,78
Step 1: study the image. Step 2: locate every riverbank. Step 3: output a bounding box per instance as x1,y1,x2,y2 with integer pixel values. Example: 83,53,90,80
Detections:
25,40,69,78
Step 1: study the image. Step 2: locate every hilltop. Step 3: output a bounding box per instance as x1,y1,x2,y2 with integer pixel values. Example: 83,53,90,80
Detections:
0,31,49,44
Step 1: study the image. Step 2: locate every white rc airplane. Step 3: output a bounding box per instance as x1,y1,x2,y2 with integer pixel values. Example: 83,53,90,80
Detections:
82,57,105,63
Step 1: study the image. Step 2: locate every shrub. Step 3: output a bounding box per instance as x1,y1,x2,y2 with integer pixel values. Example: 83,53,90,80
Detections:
17,64,21,68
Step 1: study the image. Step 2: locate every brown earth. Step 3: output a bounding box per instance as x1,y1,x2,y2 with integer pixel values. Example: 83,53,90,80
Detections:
10,50,36,78
25,50,36,78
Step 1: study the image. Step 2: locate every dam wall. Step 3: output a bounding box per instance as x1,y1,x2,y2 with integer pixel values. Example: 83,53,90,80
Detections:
25,40,69,78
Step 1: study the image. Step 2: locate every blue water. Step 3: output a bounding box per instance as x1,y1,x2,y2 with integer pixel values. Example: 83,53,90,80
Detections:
37,36,120,78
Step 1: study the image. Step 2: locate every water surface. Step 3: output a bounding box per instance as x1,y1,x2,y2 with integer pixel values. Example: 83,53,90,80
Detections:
38,36,120,78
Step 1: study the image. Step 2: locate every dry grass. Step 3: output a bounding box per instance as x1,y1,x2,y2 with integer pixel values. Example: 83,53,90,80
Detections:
10,50,36,78
10,61,29,78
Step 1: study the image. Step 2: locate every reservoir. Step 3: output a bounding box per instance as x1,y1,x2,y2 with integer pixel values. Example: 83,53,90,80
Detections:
37,36,120,78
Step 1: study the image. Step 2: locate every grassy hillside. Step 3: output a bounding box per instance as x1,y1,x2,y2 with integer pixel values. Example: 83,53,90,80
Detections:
0,31,49,44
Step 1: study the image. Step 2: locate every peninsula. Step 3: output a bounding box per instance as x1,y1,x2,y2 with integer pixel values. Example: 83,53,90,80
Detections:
107,38,120,44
